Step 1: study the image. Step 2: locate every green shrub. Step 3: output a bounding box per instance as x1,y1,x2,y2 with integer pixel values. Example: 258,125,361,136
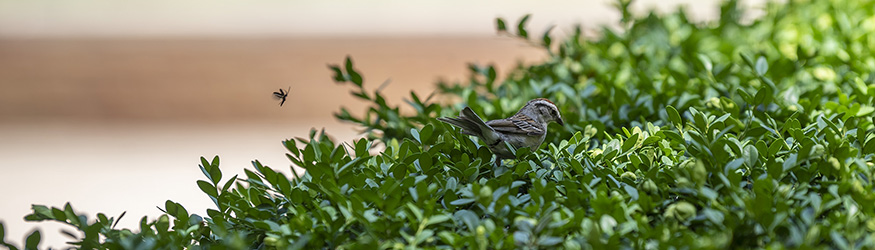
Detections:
4,0,875,249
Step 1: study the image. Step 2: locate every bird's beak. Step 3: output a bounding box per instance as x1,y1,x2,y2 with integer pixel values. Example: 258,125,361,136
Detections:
556,117,564,126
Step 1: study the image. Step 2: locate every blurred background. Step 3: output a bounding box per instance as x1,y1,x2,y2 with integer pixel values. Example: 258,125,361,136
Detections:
0,0,763,247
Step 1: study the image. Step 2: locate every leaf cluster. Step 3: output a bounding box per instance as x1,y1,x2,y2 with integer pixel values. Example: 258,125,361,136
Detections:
6,0,875,249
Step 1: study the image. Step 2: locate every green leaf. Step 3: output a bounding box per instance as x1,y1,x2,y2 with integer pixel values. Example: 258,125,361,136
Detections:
693,110,707,131
698,54,713,73
426,214,451,226
199,157,212,182
857,105,875,116
345,56,363,87
755,56,769,75
831,232,849,249
538,236,563,246
354,139,371,157
24,230,40,250
450,198,475,206
51,208,65,221
222,175,238,193
702,208,725,225
782,153,798,172
754,87,773,105
0,222,6,245
164,200,177,216
391,163,407,179
740,53,755,69
623,184,639,200
284,139,301,157
486,66,497,86
744,145,759,168
197,180,218,198
418,154,433,172
420,124,434,143
864,137,875,155
406,203,424,221
63,203,78,225
542,26,555,47
210,155,220,169
209,165,222,185
517,14,531,39
622,133,639,152
454,210,479,231
496,18,507,32
328,65,345,82
667,105,682,128
410,128,421,143
819,115,840,134
724,158,744,174
768,140,783,155
737,89,753,104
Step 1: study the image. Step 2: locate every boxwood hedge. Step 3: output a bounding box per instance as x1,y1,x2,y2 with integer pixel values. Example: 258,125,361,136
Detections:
4,0,875,249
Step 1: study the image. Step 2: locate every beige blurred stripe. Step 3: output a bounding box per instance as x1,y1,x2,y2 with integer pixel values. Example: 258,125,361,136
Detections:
0,37,545,123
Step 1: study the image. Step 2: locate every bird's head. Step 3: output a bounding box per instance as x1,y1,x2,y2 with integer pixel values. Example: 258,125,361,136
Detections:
525,98,564,126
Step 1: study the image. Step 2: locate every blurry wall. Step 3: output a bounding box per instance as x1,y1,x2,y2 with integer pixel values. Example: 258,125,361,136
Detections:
0,0,732,38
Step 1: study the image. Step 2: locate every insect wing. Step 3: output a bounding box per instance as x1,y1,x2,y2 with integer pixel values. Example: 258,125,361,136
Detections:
272,87,291,106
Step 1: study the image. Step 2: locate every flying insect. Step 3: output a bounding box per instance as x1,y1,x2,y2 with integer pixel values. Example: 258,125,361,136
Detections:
273,87,290,106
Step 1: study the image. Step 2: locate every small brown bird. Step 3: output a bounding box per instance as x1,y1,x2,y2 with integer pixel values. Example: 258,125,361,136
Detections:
273,87,290,106
438,98,564,160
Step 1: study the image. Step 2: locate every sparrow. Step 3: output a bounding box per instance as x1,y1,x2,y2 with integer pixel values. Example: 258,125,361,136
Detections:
438,98,564,160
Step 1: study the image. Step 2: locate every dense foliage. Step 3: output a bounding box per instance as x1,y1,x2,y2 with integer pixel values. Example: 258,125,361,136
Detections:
4,0,875,249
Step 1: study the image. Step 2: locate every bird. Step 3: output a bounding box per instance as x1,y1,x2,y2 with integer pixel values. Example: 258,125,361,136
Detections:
438,98,564,161
273,87,290,106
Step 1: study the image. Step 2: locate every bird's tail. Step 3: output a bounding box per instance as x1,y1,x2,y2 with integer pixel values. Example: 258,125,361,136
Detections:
438,107,499,142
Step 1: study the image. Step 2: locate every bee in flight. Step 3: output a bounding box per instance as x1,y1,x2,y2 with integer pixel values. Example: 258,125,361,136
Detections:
273,87,290,106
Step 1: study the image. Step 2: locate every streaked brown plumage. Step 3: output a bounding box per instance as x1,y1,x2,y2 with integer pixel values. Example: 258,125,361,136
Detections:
438,98,563,161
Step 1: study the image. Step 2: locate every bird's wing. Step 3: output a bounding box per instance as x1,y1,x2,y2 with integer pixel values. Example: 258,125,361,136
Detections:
486,114,545,136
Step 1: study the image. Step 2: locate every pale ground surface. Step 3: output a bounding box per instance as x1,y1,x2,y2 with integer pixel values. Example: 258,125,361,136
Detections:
0,0,767,248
